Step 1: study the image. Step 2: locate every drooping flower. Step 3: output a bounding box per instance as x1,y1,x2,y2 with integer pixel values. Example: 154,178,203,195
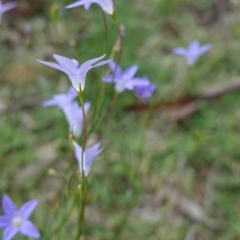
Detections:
43,88,90,137
73,141,103,176
102,61,149,93
172,41,212,66
66,0,114,15
0,0,17,23
0,194,40,240
135,77,156,99
37,54,112,92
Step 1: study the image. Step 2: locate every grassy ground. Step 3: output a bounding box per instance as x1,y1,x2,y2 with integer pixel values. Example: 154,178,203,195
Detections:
1,0,240,239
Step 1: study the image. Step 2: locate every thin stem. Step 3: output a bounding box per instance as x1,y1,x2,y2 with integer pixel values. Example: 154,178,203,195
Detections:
79,89,87,150
75,176,87,240
87,9,109,132
75,88,88,240
101,9,109,54
115,23,123,69
87,14,122,135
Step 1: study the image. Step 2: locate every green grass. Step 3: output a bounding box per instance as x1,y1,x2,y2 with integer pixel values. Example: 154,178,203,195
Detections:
1,0,240,239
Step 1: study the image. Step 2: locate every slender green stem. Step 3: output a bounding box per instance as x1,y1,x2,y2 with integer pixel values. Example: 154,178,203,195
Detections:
115,22,124,69
85,17,123,135
75,88,88,240
75,176,87,240
89,10,109,134
101,9,109,54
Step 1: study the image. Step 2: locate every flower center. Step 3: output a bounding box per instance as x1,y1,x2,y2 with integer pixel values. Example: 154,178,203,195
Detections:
12,215,23,228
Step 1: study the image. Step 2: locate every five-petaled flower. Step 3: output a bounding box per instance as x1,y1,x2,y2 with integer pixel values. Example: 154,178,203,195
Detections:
172,41,212,66
0,194,40,240
66,0,114,15
37,54,112,92
43,88,91,137
73,141,103,176
0,0,17,22
102,61,149,93
135,77,156,99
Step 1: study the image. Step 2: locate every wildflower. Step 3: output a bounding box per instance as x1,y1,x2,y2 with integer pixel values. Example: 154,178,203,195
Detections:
102,61,149,93
43,88,91,137
0,0,17,22
73,141,103,176
135,77,156,99
0,194,40,240
66,0,114,15
172,41,212,66
37,54,112,92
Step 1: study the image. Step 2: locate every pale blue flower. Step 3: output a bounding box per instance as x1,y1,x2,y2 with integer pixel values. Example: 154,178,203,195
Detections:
135,77,156,99
102,61,149,93
0,194,40,240
66,0,114,15
73,141,103,176
0,0,17,23
173,41,212,65
43,88,90,137
37,54,112,92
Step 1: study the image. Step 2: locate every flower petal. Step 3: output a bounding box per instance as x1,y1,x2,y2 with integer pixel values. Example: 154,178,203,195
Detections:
108,61,122,77
66,0,92,9
123,65,138,79
83,102,91,116
2,194,17,215
53,54,78,76
91,0,114,14
42,97,61,107
43,88,77,108
84,142,103,175
172,47,187,56
37,59,65,73
102,74,115,82
69,74,85,92
3,227,19,240
84,2,92,10
199,44,212,55
0,215,10,228
125,78,149,90
66,0,114,15
64,101,90,137
188,41,200,53
2,2,17,13
91,59,112,69
19,200,38,220
135,84,156,99
20,220,40,238
79,54,106,73
72,141,86,174
66,87,78,100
